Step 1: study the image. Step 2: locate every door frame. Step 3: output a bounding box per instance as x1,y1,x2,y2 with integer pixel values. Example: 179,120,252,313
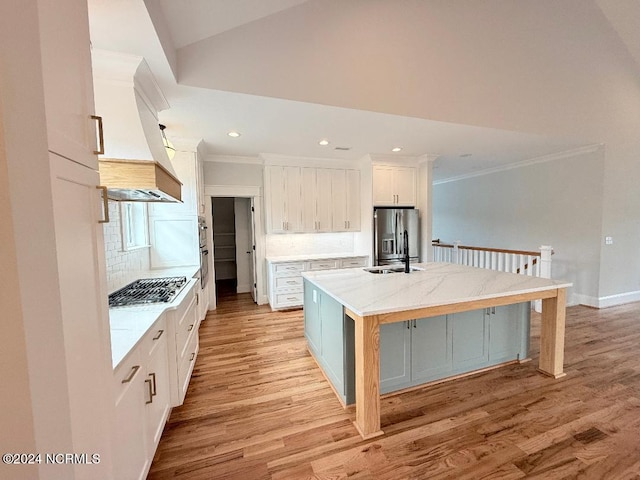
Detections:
205,185,267,309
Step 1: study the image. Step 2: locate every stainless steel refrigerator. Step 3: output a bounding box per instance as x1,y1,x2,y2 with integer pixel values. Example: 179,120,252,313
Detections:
373,208,419,266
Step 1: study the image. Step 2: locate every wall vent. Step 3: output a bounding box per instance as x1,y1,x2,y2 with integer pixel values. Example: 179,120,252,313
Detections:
334,146,351,151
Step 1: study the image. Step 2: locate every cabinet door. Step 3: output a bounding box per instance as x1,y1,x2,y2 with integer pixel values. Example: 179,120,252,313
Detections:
412,316,452,383
284,166,303,232
265,166,287,233
50,153,114,461
451,309,488,370
114,353,148,480
303,281,322,355
315,168,332,232
379,321,411,394
372,165,395,206
393,167,416,207
301,167,317,232
331,169,348,231
488,304,524,363
345,169,361,231
38,0,98,169
319,292,346,393
145,330,170,456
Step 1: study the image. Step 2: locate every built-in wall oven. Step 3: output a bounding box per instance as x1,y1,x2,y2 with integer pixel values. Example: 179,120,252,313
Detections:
198,217,209,288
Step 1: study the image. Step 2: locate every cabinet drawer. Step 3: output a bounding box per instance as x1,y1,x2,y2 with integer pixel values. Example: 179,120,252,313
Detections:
274,276,303,290
339,257,368,268
274,262,305,275
274,291,304,306
307,259,339,271
141,315,167,359
176,295,198,361
113,348,142,406
178,331,199,401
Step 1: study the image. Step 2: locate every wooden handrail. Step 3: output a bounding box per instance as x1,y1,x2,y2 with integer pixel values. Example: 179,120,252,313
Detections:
432,241,547,258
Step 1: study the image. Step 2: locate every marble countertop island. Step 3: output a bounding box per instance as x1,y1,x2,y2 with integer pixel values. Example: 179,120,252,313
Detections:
302,261,572,440
302,262,572,317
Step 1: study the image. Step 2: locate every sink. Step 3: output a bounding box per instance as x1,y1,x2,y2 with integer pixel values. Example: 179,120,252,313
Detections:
363,266,423,274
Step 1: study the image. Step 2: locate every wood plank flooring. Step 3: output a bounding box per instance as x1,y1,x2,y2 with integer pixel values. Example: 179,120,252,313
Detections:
148,295,640,479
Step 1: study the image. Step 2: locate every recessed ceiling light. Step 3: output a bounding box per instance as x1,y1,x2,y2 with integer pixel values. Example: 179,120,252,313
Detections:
392,147,402,152
318,139,330,146
227,131,241,138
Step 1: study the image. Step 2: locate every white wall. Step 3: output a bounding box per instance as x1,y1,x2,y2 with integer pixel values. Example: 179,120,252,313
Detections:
433,147,606,306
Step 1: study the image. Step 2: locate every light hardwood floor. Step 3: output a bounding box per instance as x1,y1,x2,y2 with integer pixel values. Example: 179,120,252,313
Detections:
148,294,640,479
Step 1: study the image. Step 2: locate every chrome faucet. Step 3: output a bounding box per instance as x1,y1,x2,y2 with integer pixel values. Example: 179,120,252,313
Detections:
403,229,410,273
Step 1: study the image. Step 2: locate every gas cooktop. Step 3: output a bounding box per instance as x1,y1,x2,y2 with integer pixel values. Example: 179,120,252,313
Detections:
108,276,187,308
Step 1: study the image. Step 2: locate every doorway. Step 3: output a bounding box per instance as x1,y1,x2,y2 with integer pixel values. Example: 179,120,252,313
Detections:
211,197,257,303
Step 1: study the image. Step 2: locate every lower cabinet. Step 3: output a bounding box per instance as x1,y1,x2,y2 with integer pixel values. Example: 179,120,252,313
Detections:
380,304,530,395
303,280,355,405
113,315,170,480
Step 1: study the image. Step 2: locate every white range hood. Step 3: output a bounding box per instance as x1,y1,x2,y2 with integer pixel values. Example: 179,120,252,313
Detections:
92,50,182,202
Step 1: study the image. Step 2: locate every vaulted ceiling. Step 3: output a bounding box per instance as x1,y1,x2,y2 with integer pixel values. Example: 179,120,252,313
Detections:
87,0,639,181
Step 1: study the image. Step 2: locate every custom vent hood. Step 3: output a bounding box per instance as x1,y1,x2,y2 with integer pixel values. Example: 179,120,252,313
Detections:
92,50,182,202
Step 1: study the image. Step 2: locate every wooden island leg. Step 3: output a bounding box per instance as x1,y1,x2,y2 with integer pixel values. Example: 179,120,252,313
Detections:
538,288,567,378
349,310,384,439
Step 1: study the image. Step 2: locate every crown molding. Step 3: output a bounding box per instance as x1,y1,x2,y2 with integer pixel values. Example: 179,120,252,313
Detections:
433,144,602,185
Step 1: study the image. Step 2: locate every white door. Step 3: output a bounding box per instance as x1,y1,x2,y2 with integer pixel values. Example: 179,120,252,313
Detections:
234,198,252,293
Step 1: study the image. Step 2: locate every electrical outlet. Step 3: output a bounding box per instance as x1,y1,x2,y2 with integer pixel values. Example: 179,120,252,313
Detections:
605,236,613,245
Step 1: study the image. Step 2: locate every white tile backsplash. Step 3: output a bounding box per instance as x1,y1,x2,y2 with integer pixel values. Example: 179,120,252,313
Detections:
103,201,150,292
265,232,355,257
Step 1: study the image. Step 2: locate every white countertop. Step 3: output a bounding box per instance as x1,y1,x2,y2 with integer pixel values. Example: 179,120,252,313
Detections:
109,274,199,369
302,262,572,317
266,253,369,263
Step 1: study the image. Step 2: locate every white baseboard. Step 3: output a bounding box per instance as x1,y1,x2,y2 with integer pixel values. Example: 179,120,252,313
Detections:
574,290,640,309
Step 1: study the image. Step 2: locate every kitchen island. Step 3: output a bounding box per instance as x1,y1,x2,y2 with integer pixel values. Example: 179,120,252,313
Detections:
302,262,572,439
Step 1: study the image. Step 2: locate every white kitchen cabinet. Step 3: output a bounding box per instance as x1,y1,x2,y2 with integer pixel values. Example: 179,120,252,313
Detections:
302,167,332,232
113,315,171,480
265,165,303,233
373,165,416,207
143,318,171,458
149,216,200,267
49,153,114,471
267,256,369,310
38,0,100,169
113,349,148,480
331,169,361,232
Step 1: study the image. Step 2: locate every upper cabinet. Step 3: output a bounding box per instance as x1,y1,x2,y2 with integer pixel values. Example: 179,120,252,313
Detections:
38,0,100,170
302,168,332,232
331,169,361,232
373,165,416,207
265,166,303,233
265,165,361,234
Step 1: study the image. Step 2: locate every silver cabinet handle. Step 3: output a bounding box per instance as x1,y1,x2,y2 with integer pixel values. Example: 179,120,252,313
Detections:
91,115,104,155
406,320,410,329
145,378,153,404
121,365,140,384
413,319,417,328
287,297,297,301
152,330,164,341
286,280,297,284
347,220,350,229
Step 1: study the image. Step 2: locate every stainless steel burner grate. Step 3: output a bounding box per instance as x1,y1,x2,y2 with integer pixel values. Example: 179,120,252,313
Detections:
108,276,187,307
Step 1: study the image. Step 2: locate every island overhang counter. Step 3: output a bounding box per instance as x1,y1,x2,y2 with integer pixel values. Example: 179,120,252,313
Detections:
301,262,572,439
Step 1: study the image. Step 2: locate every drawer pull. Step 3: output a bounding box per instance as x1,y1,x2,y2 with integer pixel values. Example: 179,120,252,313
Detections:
188,324,194,332
286,280,297,285
152,329,164,341
287,297,298,301
121,365,140,384
145,378,153,404
190,352,195,361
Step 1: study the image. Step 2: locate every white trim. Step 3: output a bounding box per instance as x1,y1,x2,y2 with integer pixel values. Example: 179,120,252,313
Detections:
261,153,356,169
575,290,640,309
171,138,203,152
205,185,261,197
205,155,262,165
434,144,603,185
369,153,420,167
